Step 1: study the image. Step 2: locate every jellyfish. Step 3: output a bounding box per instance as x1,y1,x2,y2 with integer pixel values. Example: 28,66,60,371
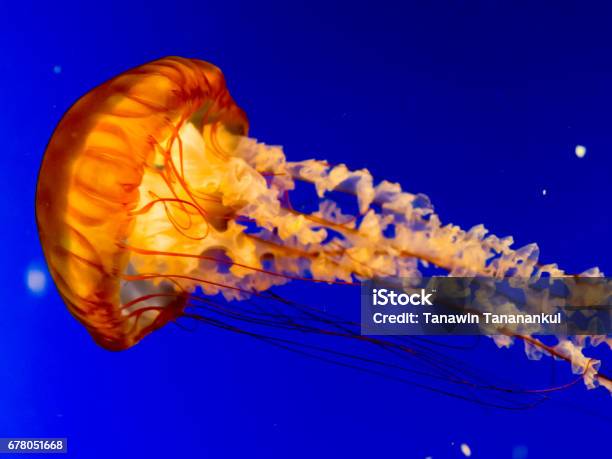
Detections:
35,57,611,401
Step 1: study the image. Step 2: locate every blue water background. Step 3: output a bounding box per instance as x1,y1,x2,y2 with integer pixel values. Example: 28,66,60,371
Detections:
1,2,610,458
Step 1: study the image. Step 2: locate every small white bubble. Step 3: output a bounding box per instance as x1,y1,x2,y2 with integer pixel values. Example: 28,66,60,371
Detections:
460,443,472,457
575,145,586,158
26,268,47,295
542,189,547,196
53,65,62,74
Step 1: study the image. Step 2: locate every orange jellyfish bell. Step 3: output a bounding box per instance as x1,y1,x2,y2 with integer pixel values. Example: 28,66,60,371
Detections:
36,57,249,350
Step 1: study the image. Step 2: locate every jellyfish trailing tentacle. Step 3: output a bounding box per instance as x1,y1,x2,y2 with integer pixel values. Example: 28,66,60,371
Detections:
36,57,611,395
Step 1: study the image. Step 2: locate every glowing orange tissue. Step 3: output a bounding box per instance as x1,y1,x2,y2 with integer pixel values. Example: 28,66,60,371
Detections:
36,57,610,396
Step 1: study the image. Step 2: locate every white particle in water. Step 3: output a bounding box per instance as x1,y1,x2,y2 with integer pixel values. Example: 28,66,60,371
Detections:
26,268,47,295
575,145,586,158
460,443,472,457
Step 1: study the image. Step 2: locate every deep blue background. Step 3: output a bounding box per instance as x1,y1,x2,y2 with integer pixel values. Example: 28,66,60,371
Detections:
1,1,610,458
